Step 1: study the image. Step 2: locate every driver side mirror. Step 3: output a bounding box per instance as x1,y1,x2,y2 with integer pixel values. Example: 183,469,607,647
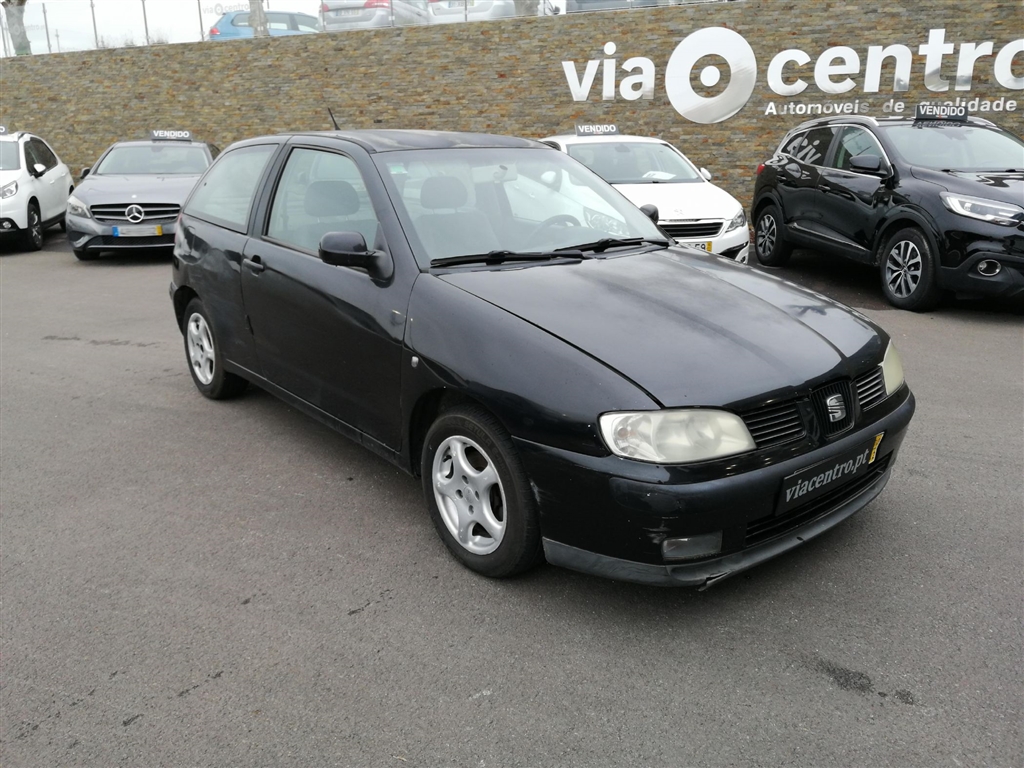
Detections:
80,167,91,179
700,168,712,181
639,204,659,224
319,231,393,281
849,153,889,176
32,163,46,177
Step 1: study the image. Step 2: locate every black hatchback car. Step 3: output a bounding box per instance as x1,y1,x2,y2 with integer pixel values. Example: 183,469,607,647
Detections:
170,130,914,587
752,110,1024,310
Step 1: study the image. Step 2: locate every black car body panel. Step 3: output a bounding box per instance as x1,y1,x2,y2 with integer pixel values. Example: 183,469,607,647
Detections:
171,130,915,586
753,115,1024,300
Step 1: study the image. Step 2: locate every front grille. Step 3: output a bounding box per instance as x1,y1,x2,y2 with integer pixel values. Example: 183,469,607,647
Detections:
743,454,891,547
741,401,806,449
811,380,855,437
90,203,181,222
94,234,175,247
855,366,886,411
661,221,724,239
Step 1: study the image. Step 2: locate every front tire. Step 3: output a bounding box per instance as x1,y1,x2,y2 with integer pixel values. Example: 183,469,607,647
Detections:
182,298,248,399
421,405,542,578
754,203,791,267
22,203,44,251
879,227,942,311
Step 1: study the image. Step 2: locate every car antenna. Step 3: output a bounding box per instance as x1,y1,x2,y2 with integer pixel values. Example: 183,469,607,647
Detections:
328,107,340,131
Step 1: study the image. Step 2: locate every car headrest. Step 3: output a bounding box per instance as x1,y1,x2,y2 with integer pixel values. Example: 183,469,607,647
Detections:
304,179,359,217
420,175,467,210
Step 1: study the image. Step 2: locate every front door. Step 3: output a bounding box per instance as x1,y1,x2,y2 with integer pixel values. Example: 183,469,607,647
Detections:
240,145,407,448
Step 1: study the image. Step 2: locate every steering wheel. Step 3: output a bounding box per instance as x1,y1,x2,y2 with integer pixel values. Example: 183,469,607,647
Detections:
526,214,581,247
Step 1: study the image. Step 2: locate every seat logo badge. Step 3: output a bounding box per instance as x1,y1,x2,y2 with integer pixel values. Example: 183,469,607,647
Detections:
826,394,847,422
126,205,145,223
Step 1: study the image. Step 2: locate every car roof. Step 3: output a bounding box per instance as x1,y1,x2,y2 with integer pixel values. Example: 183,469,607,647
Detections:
278,130,548,153
543,134,668,145
786,114,1000,132
107,139,210,148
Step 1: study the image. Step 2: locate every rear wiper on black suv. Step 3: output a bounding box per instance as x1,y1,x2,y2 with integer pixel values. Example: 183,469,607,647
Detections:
556,237,671,254
430,249,584,268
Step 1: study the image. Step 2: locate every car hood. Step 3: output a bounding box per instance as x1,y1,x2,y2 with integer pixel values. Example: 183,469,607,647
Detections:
909,167,1024,206
437,249,885,408
611,181,742,221
75,174,201,204
0,169,23,187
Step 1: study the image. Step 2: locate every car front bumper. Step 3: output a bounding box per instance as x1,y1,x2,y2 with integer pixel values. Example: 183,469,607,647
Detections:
516,389,915,587
670,223,750,261
66,213,177,254
939,225,1024,299
0,195,30,231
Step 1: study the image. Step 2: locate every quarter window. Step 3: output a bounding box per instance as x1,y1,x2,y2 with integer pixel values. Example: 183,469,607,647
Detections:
185,144,276,232
267,148,381,253
831,127,885,172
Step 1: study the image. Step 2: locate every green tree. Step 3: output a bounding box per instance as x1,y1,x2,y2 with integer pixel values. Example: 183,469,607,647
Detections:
1,0,31,56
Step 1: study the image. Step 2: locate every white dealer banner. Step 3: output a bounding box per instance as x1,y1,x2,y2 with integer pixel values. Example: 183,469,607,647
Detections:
562,28,1024,124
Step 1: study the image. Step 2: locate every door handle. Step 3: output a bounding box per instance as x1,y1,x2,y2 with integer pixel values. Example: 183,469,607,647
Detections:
819,184,832,194
243,255,265,273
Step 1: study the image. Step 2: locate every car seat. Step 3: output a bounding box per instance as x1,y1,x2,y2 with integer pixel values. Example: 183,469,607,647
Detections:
414,175,499,259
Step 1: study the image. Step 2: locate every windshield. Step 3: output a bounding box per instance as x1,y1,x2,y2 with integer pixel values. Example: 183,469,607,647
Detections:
0,141,21,171
94,144,210,175
375,147,666,266
879,124,1024,171
566,141,703,184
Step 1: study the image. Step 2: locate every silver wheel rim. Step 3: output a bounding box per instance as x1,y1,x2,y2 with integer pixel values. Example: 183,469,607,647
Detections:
432,435,506,555
756,214,776,258
186,312,216,385
884,239,923,298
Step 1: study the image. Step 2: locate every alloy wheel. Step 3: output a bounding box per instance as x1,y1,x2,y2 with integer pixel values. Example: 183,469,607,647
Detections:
884,239,923,298
432,435,506,555
186,312,216,385
29,208,43,249
756,214,776,259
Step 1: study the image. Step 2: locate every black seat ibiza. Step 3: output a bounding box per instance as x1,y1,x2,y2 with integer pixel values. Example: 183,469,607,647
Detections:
752,109,1024,310
170,130,914,587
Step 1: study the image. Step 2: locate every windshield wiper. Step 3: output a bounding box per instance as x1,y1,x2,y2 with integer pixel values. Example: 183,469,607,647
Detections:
430,249,583,267
556,237,670,253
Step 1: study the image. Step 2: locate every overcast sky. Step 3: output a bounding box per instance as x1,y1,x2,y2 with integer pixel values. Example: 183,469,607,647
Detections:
1,0,324,56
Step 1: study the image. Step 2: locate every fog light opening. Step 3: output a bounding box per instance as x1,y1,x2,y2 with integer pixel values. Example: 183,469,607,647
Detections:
976,259,1002,277
662,531,723,562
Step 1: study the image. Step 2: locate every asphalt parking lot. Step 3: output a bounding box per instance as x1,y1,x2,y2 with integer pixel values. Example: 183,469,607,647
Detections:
1,231,1021,767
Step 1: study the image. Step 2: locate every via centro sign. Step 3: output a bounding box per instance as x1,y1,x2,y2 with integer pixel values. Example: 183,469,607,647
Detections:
562,28,1024,124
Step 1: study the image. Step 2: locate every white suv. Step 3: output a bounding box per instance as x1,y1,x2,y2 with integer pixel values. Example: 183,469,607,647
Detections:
542,130,751,263
0,128,74,251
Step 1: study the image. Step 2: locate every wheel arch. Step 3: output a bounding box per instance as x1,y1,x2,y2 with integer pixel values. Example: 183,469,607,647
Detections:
172,286,200,332
872,210,942,267
407,388,497,477
752,191,784,222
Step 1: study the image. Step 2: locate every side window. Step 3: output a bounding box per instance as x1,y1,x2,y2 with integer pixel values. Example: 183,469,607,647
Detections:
185,144,277,232
267,148,381,253
267,12,289,30
233,12,250,26
295,15,319,32
22,141,40,169
831,127,884,171
781,127,836,166
30,140,58,170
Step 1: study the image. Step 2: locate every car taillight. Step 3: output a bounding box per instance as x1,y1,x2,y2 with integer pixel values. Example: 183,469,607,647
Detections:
321,2,331,9
209,27,220,36
756,163,765,175
364,0,390,7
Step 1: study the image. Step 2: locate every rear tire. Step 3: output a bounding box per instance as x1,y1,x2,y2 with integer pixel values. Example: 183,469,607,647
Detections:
879,227,943,311
421,405,542,578
754,203,791,267
183,298,248,399
22,203,44,251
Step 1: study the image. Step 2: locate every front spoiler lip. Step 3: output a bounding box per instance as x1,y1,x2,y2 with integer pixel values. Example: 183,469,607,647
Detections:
543,460,893,589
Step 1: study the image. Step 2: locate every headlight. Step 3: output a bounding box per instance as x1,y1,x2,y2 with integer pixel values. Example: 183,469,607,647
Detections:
0,180,18,200
66,194,89,218
724,207,746,233
881,341,905,395
583,207,628,236
599,409,755,464
940,192,1023,227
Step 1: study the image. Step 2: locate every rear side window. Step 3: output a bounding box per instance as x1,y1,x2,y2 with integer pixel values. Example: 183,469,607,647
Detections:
780,127,837,166
185,144,277,232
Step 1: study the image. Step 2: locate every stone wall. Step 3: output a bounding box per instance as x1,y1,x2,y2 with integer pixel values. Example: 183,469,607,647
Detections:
1,0,1021,205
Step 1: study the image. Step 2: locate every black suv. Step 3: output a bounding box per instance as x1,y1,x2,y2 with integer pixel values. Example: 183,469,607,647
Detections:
751,111,1024,310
